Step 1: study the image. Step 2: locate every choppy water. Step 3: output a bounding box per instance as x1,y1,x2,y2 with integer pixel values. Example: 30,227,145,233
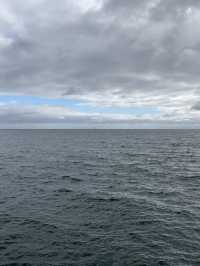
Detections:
1,130,200,266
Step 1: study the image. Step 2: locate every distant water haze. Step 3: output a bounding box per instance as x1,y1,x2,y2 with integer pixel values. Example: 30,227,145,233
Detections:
1,130,200,265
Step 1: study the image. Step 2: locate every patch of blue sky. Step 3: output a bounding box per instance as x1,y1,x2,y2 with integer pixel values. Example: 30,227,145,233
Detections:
0,94,160,115
85,105,159,115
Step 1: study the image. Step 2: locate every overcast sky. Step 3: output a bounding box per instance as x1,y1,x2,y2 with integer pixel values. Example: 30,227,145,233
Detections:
0,0,200,128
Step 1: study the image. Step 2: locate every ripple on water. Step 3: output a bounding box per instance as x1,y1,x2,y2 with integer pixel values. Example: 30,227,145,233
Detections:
1,130,200,265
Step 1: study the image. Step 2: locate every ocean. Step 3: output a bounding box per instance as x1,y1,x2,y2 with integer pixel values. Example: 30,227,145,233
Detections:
0,130,200,266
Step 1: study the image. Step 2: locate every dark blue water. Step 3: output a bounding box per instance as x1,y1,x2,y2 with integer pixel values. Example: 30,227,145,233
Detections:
1,130,200,266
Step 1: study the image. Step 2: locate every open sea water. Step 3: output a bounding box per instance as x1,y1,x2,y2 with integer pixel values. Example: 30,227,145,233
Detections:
1,129,200,266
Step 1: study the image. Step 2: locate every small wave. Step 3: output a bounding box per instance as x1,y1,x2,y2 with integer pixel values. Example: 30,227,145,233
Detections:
61,175,82,182
0,262,33,266
145,190,179,197
135,219,160,226
87,196,121,202
54,188,72,193
180,175,200,179
157,261,171,266
61,175,71,179
19,218,60,233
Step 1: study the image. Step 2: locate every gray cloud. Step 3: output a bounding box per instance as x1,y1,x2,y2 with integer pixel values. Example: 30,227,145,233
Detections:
0,0,200,126
0,102,199,129
0,102,160,125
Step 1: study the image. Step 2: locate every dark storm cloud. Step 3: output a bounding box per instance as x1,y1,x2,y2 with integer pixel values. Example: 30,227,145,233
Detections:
0,0,200,125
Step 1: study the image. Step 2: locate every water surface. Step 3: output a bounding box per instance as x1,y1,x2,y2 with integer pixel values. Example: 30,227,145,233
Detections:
1,130,200,265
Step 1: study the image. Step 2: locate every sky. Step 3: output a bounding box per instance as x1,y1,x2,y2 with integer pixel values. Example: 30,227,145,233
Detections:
0,0,200,128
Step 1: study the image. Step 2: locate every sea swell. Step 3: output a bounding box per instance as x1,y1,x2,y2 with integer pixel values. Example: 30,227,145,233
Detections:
0,130,200,265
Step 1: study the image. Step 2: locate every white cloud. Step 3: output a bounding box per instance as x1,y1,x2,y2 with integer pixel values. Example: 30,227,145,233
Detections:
0,35,13,48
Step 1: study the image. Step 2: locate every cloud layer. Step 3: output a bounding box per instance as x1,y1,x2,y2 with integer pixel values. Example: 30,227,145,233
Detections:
0,0,200,127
